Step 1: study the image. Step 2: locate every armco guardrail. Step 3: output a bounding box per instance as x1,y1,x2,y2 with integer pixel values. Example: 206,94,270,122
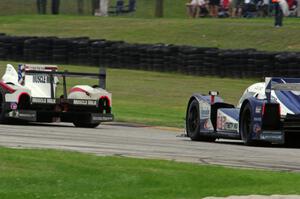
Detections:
0,33,300,78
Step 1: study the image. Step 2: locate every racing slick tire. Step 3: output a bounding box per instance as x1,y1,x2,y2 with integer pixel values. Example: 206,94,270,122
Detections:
0,88,7,123
186,99,215,142
73,121,100,128
240,103,257,146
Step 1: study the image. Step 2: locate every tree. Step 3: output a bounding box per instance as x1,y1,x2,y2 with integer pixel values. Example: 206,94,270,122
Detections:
155,0,164,17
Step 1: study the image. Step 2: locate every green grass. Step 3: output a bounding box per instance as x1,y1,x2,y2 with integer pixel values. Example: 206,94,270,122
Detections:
1,147,300,199
0,61,256,127
0,15,300,51
0,0,187,18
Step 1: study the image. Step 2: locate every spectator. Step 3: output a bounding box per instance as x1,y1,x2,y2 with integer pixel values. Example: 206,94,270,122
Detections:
51,0,60,14
297,0,300,16
186,0,200,18
37,0,47,14
116,0,124,15
243,0,257,17
257,0,269,17
222,0,230,9
199,0,209,16
272,0,289,27
209,0,220,17
287,0,298,15
95,0,109,16
236,0,244,16
219,0,230,17
229,0,236,16
128,0,136,12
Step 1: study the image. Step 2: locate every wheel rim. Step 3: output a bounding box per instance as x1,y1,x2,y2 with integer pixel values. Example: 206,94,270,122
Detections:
188,105,199,133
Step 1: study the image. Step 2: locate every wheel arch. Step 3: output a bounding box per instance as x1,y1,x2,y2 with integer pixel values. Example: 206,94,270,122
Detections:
18,92,31,109
239,97,264,140
239,97,264,123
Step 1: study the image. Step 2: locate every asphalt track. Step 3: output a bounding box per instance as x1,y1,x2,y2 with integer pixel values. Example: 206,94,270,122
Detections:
0,122,300,172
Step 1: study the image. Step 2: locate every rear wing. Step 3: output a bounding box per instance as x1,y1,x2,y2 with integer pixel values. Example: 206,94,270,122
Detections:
265,77,300,102
19,64,106,99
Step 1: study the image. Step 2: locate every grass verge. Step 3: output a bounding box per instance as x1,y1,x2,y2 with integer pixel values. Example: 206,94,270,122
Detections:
1,147,300,199
0,61,256,127
0,15,299,51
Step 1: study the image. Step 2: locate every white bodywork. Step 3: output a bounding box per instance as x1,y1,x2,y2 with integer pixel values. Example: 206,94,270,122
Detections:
1,64,31,103
22,64,59,98
68,85,112,103
237,82,293,116
1,64,112,104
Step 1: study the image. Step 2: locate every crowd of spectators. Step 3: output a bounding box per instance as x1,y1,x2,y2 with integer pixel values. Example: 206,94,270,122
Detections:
186,0,299,18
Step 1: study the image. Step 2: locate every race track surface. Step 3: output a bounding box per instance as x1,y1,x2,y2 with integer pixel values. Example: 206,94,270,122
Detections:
0,123,300,172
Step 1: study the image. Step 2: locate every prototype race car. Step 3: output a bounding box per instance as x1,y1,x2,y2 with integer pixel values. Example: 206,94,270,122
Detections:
0,64,113,127
186,77,300,145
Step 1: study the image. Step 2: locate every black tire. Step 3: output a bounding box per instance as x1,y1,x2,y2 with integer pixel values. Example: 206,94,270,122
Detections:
240,103,256,146
186,99,215,142
73,121,100,128
0,88,6,123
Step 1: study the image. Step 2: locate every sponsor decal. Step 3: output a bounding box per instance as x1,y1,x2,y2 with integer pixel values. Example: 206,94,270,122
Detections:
253,117,262,122
88,101,97,106
217,112,239,131
8,111,35,119
255,106,262,114
73,99,88,105
19,113,36,118
217,116,226,129
47,99,56,104
73,100,97,106
32,98,56,104
204,120,210,129
11,111,19,118
92,116,113,121
33,74,50,83
223,123,238,131
253,123,261,134
10,103,18,110
200,102,210,118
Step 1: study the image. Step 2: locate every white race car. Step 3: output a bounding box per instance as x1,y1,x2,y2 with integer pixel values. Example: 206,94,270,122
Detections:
0,64,113,127
186,77,300,146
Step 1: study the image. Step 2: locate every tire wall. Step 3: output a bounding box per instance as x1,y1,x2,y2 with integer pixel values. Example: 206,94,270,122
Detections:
0,33,299,78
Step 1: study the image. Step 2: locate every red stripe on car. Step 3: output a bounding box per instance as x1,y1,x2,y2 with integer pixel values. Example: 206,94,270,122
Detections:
69,87,90,96
0,81,16,93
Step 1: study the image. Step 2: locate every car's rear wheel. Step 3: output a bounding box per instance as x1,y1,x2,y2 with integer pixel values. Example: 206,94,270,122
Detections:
240,104,256,146
73,121,100,128
0,88,6,123
186,99,215,142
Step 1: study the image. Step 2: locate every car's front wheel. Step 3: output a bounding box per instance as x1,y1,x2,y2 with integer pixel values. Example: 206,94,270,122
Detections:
186,99,215,142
